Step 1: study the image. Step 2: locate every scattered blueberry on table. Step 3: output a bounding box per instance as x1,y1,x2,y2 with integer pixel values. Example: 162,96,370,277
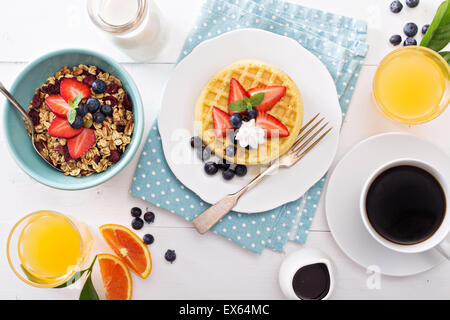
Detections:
389,34,402,46
190,136,202,148
234,164,247,177
144,210,155,223
222,168,235,180
390,0,403,13
405,0,419,8
165,249,176,263
404,37,417,46
403,22,418,37
143,234,154,245
131,207,142,217
131,217,144,230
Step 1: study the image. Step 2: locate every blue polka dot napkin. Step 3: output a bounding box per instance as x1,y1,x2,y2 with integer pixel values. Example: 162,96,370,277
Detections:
131,0,368,253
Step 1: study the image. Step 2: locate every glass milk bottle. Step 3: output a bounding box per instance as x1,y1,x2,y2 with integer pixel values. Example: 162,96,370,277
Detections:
87,0,165,61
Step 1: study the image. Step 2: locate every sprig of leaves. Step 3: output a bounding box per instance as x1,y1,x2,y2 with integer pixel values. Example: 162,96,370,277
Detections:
79,255,99,300
228,92,265,112
420,0,450,63
67,94,82,124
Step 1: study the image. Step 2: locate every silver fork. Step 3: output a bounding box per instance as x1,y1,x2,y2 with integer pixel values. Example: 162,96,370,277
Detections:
192,113,332,234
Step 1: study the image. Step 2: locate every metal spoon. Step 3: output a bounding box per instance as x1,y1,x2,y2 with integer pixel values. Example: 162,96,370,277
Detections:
0,81,62,171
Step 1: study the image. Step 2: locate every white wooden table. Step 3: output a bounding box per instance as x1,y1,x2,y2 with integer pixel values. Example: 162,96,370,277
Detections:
0,0,449,300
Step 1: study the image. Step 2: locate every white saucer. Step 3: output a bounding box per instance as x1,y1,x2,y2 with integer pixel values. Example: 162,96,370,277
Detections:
325,132,450,276
159,29,342,213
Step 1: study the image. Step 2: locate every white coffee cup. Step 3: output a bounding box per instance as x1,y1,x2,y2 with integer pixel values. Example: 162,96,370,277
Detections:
360,158,450,256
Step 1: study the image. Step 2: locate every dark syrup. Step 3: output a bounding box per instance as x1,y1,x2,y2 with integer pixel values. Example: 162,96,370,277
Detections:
292,263,330,300
366,165,446,245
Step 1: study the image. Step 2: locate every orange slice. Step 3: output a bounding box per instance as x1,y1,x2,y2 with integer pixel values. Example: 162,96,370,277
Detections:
99,224,152,279
98,253,132,300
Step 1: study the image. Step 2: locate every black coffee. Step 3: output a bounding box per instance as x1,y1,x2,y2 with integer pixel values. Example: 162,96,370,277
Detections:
292,263,330,300
365,165,446,245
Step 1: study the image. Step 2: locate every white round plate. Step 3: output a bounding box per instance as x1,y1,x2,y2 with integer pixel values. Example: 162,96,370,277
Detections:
325,132,450,276
159,29,342,213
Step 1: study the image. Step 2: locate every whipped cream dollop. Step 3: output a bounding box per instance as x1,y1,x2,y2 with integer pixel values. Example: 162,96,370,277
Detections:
235,119,265,149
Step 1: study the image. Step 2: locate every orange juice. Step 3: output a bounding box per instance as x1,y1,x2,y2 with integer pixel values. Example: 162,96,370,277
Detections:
373,46,449,124
18,212,83,282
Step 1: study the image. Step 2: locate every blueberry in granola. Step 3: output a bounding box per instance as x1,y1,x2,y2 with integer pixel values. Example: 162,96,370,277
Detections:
86,97,100,113
70,115,84,129
101,104,113,117
92,79,106,93
93,112,105,123
76,103,88,117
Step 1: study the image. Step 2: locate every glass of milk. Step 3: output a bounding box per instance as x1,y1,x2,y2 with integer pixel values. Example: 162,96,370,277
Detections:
87,0,165,61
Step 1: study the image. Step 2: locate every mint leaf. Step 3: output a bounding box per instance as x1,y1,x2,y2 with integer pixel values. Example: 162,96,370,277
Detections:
67,109,77,124
72,94,82,107
249,92,265,107
420,0,450,52
228,100,247,112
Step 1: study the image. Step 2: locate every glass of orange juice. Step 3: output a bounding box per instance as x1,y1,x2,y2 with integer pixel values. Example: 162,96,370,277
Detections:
6,210,93,288
373,46,450,125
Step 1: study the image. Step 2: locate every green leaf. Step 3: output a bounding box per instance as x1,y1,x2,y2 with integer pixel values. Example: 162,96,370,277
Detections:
249,92,265,107
420,0,450,52
439,51,450,63
56,255,97,288
72,94,82,107
79,256,99,300
67,109,77,124
228,99,247,112
79,274,99,300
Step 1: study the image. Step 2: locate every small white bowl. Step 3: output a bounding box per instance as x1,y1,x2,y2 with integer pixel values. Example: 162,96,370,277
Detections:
278,248,334,300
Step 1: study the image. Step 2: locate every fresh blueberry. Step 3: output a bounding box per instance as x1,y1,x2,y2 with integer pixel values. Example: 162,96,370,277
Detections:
422,24,429,35
76,103,88,117
204,161,218,175
389,34,402,46
165,249,176,263
218,159,230,171
246,107,258,119
403,37,417,46
93,112,105,123
131,217,144,230
131,207,142,217
86,97,100,113
222,169,235,180
196,145,211,161
390,0,403,13
403,22,418,37
225,145,236,157
190,136,202,149
144,211,155,223
70,115,84,129
230,113,243,129
101,104,113,117
405,0,419,8
143,234,154,245
234,165,247,177
91,79,106,93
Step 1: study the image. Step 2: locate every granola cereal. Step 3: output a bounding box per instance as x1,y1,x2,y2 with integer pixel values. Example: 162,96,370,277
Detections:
25,64,134,177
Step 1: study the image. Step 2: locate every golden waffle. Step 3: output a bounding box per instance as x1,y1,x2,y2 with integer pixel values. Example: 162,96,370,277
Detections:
195,59,303,165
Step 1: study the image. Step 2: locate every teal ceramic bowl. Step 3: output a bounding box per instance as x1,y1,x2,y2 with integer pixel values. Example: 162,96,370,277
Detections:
3,49,144,190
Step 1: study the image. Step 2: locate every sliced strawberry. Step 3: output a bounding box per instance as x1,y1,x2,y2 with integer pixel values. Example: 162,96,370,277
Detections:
48,116,83,139
67,128,96,159
247,86,286,112
212,106,233,137
255,111,289,138
227,78,249,115
60,78,91,102
45,94,72,117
